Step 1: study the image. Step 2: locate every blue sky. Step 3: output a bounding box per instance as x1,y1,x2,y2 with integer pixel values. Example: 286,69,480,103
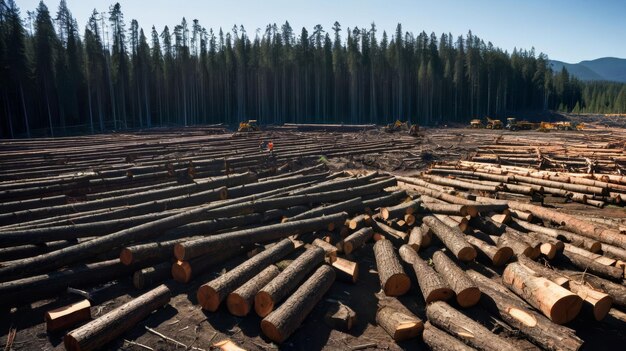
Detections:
15,0,626,63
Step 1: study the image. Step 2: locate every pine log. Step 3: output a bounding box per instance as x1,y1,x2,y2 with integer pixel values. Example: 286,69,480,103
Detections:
311,238,338,262
602,243,626,261
502,263,582,324
332,257,359,283
511,218,601,253
560,270,626,308
174,212,347,261
407,224,432,251
420,202,475,217
343,227,374,254
371,220,409,244
64,284,171,351
133,262,172,289
465,235,512,266
399,245,454,303
376,305,423,342
560,249,623,280
286,197,364,222
323,302,357,331
226,265,280,317
432,251,481,307
260,265,335,343
348,214,371,230
197,239,295,312
426,301,519,351
470,273,584,351
46,299,91,332
422,322,476,351
171,245,249,283
255,246,325,317
423,216,476,261
373,240,411,296
362,191,408,214
496,233,537,259
380,199,421,220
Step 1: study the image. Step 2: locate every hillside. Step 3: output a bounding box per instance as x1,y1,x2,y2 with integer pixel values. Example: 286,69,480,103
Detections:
550,57,626,83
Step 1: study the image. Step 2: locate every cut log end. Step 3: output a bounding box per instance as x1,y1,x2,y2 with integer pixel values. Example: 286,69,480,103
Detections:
197,285,220,312
492,247,514,266
173,244,186,261
425,288,455,304
226,293,250,317
457,246,477,262
119,249,133,266
254,291,274,317
45,299,91,332
260,319,285,344
132,271,145,289
456,287,481,308
383,273,411,297
381,208,390,220
593,295,613,321
63,334,80,351
550,294,583,324
171,261,192,283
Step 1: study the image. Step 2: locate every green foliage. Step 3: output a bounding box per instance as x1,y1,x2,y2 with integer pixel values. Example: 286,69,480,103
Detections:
0,1,625,138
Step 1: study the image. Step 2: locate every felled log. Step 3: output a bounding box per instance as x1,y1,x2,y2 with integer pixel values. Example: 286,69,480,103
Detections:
255,246,325,317
227,265,280,317
380,199,421,220
420,201,476,217
373,240,410,296
171,245,249,283
64,284,171,351
343,227,374,254
560,270,626,308
45,299,91,332
422,322,476,351
496,233,537,259
376,305,423,342
323,302,357,331
348,214,371,230
260,265,335,343
432,251,480,308
464,235,512,266
407,224,432,251
426,301,519,351
174,213,347,261
197,239,295,312
511,218,601,253
560,250,623,280
362,191,408,214
133,262,172,289
502,262,582,324
399,245,454,303
286,197,364,222
470,272,584,351
423,216,476,261
371,220,408,244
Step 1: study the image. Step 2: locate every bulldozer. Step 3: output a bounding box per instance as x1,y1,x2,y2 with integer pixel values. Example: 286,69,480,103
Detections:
506,117,534,131
384,120,409,133
238,120,260,132
469,119,484,128
486,117,503,129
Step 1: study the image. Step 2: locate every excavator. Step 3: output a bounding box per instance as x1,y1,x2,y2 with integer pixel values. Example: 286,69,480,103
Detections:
238,120,260,132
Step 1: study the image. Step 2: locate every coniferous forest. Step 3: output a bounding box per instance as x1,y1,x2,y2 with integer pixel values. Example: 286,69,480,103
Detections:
1,0,626,138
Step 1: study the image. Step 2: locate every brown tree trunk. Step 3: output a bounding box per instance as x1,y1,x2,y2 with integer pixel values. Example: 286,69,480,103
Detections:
255,246,325,317
432,251,481,307
376,305,423,342
373,240,411,296
399,245,454,303
260,265,335,343
332,257,359,283
407,224,432,251
464,235,512,266
133,262,172,289
171,245,249,284
423,216,476,261
227,265,280,317
343,227,374,254
422,321,476,351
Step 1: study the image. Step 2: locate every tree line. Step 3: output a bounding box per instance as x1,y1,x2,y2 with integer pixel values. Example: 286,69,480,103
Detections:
1,0,625,138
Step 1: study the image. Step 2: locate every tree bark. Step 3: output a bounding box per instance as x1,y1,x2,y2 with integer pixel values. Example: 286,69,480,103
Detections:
376,305,423,342
133,262,172,289
343,227,374,254
380,199,421,220
407,224,432,251
399,245,454,303
426,301,519,351
64,284,171,351
432,251,481,307
260,265,335,343
422,321,476,351
332,257,359,283
171,245,249,284
423,216,476,261
464,235,512,266
373,240,411,296
45,299,91,332
227,265,280,317
255,246,325,317
197,239,295,312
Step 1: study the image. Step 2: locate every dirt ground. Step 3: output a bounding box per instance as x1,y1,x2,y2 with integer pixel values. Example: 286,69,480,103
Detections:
2,126,626,351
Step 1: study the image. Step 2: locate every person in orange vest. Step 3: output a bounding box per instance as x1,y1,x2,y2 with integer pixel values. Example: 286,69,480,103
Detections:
267,141,274,152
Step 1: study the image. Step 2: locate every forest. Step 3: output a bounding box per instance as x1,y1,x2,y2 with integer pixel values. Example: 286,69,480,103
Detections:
1,0,626,138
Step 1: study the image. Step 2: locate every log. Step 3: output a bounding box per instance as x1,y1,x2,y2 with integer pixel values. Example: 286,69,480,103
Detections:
323,302,357,331
432,251,481,308
171,245,249,284
226,265,280,317
376,305,423,342
343,227,374,254
407,224,432,252
470,273,584,351
371,220,408,244
311,238,338,262
46,299,91,332
133,262,172,289
502,263,582,324
64,284,171,351
422,322,476,351
348,214,371,230
464,235,512,266
175,212,347,261
564,244,616,266
286,197,364,222
420,202,475,217
560,270,626,308
362,191,408,214
260,265,335,343
511,218,601,253
496,233,537,259
197,239,295,312
373,240,411,296
255,246,325,317
380,199,421,220
213,339,246,351
332,257,359,283
426,301,519,351
560,249,623,280
399,245,454,303
423,216,476,261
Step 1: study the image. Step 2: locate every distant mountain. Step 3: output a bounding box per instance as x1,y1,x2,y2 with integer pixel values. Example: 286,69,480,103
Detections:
549,57,626,83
